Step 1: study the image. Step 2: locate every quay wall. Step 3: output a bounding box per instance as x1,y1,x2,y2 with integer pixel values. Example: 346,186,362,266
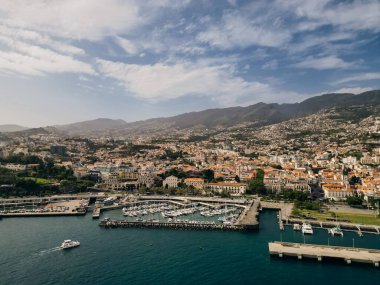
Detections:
0,211,86,217
269,241,380,267
99,220,255,231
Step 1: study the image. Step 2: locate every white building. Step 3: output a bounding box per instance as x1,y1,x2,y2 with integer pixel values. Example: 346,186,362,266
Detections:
163,175,179,188
207,182,247,196
3,163,26,171
184,178,204,189
322,184,355,200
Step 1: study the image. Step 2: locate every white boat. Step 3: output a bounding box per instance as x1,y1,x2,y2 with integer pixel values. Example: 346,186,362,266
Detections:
328,225,343,237
60,240,80,249
293,224,301,231
301,223,313,235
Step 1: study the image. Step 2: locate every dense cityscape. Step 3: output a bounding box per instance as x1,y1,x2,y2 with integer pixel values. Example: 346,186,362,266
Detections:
1,104,380,225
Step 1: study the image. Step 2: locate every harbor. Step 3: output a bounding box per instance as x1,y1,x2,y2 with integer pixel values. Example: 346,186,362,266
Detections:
1,207,380,285
0,198,88,217
269,241,380,267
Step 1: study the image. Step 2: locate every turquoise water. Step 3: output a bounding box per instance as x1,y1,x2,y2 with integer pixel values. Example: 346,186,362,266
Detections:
0,210,379,285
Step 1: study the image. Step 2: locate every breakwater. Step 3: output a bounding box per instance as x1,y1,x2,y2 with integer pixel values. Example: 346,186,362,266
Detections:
99,219,253,231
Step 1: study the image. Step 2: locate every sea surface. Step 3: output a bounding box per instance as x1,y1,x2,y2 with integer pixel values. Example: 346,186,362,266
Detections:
0,210,379,285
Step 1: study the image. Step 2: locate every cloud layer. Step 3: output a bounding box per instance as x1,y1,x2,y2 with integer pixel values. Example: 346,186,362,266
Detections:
0,0,379,126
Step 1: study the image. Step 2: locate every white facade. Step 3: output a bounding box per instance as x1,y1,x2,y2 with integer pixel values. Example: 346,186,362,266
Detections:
163,175,179,188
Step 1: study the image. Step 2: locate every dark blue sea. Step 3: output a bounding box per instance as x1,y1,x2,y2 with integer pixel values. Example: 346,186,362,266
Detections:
1,210,379,284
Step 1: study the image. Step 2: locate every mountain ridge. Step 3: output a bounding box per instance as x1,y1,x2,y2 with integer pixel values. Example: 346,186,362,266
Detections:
0,124,29,133
4,90,379,136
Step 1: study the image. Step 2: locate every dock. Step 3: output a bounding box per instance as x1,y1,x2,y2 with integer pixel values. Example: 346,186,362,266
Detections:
235,199,260,230
286,218,380,235
269,241,380,267
99,219,249,231
92,207,101,219
0,211,86,217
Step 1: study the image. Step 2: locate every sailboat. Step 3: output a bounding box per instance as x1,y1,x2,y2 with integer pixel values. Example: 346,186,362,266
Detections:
328,225,344,236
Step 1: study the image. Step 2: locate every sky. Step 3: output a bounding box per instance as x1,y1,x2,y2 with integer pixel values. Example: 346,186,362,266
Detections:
0,0,379,127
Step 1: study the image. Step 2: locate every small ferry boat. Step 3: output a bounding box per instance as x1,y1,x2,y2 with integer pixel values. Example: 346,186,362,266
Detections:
328,225,343,237
301,223,313,235
60,240,80,249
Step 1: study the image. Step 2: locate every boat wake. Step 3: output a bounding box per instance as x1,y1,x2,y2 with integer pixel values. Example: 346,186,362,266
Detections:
37,247,62,255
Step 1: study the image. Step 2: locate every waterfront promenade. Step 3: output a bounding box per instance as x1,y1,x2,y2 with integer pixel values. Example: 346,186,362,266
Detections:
269,241,380,267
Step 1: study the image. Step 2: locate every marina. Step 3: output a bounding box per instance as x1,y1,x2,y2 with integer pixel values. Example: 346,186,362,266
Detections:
269,241,380,267
1,209,380,285
99,197,259,231
0,199,88,217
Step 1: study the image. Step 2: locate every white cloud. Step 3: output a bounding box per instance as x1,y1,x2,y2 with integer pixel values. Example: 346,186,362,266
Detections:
276,0,380,32
0,24,85,56
0,0,190,41
322,87,374,95
293,56,354,70
114,36,139,55
0,37,95,76
198,10,291,49
290,32,355,54
96,58,299,105
333,72,380,85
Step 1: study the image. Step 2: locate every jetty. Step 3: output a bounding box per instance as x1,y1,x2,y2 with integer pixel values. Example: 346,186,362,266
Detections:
286,218,380,235
0,211,86,217
269,241,380,267
235,199,260,230
92,207,101,219
99,219,248,231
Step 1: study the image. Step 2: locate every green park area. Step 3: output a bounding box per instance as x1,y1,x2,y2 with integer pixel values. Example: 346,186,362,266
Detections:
294,209,380,226
18,177,56,185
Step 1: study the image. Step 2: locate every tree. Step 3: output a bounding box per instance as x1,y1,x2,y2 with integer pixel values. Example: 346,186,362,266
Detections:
346,195,363,206
247,169,266,195
221,190,231,198
234,175,240,183
349,176,361,185
201,169,214,182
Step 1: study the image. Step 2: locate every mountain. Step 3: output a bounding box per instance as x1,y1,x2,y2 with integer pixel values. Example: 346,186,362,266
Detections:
119,90,380,133
7,90,379,137
54,118,127,135
0,124,29,133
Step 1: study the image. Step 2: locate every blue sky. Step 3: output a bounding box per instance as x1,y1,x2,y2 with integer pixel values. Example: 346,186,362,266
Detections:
0,0,379,127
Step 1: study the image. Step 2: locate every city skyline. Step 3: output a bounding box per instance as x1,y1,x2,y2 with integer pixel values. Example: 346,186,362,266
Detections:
0,0,379,127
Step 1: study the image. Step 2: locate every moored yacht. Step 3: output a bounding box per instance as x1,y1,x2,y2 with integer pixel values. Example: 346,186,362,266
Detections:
301,223,313,235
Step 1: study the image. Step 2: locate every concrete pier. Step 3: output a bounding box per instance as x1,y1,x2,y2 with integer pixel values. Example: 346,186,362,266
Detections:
235,199,260,230
269,241,380,267
0,211,86,217
92,207,101,219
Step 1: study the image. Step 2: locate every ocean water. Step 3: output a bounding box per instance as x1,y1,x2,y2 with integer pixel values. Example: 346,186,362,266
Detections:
0,210,379,285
